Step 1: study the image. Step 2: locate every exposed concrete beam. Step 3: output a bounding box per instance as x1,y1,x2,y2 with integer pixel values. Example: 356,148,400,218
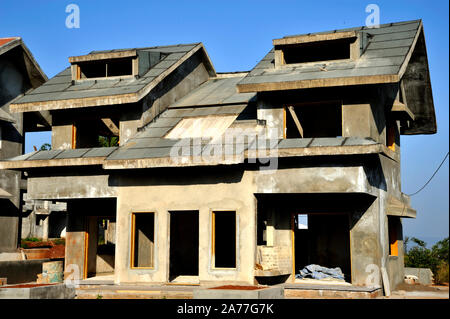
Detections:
0,157,106,169
0,143,399,170
287,106,304,138
69,50,137,63
391,101,415,121
101,118,119,136
386,196,416,218
237,74,400,93
273,31,358,46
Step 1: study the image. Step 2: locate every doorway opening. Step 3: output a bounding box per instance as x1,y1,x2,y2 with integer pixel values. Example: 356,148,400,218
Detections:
169,210,199,282
293,212,351,283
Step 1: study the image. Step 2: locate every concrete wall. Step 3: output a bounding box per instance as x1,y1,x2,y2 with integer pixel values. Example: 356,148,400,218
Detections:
51,122,73,150
0,259,50,284
405,267,434,285
26,156,401,287
0,48,29,252
0,170,20,251
342,104,379,141
114,167,256,284
140,50,210,129
27,174,117,200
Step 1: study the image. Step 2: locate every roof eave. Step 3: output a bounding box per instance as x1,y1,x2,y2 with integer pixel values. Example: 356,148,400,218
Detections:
9,43,216,113
237,74,400,93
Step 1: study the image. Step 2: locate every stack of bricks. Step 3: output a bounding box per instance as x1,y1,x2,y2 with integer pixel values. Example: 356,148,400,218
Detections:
257,246,291,273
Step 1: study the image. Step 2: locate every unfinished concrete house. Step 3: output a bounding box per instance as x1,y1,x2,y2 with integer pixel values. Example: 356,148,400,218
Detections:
21,195,67,240
0,20,436,291
0,37,50,252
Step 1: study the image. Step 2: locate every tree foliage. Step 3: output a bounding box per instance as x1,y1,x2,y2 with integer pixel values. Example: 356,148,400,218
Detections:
39,143,51,150
98,136,119,147
404,237,449,284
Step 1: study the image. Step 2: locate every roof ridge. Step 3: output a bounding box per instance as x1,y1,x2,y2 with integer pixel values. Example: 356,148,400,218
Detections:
88,42,202,55
280,19,421,40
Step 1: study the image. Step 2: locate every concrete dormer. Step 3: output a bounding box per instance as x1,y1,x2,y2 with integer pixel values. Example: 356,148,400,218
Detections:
69,49,165,81
273,30,366,68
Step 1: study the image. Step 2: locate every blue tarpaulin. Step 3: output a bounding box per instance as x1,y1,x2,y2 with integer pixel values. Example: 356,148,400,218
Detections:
295,264,345,281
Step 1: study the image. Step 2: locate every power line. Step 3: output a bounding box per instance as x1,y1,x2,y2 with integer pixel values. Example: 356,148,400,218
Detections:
407,151,449,196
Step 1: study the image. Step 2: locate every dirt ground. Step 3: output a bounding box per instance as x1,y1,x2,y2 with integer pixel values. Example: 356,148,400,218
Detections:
395,282,448,292
387,282,449,299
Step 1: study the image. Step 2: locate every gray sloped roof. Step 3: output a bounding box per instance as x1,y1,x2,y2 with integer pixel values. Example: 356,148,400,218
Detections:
107,103,249,161
171,75,256,107
237,20,422,92
10,43,213,112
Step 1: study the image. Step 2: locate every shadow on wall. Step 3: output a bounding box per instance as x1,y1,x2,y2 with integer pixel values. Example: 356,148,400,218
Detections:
108,165,245,187
0,199,19,216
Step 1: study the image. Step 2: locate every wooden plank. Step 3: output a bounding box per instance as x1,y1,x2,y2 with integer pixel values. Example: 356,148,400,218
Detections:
211,212,216,261
287,106,304,137
381,267,391,296
291,213,296,283
71,124,77,149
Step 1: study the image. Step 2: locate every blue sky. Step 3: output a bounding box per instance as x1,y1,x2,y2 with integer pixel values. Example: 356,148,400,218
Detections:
1,0,448,246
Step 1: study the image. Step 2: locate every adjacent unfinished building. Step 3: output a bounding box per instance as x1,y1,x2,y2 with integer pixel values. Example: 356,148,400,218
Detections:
0,37,50,252
0,20,436,290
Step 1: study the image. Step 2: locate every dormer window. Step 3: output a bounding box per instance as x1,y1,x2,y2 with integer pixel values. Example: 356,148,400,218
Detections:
77,58,133,79
273,31,361,67
69,49,163,81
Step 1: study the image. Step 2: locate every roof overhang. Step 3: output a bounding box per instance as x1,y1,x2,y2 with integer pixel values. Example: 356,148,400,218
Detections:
9,43,216,113
0,156,106,169
69,50,137,63
237,74,400,93
386,195,416,218
273,30,358,46
0,37,47,87
0,140,398,171
399,25,437,135
103,143,397,169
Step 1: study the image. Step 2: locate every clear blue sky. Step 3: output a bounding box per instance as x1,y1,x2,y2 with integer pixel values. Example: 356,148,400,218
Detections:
1,0,448,245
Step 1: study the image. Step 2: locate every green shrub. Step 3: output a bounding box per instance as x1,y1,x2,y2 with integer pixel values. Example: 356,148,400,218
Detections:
20,237,41,248
404,236,449,284
52,238,66,246
435,261,449,285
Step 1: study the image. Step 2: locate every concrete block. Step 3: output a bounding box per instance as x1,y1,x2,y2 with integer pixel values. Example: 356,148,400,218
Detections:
404,268,434,285
0,283,76,299
0,259,51,284
193,286,284,299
